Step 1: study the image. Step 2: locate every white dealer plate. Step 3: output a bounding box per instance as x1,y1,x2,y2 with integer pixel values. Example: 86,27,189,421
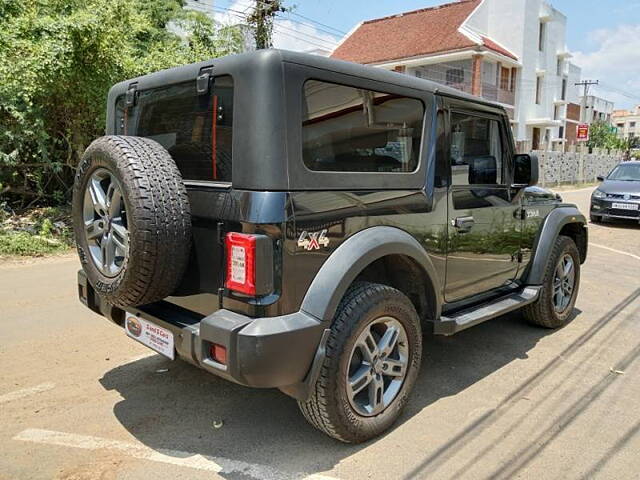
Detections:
612,202,639,211
125,313,175,360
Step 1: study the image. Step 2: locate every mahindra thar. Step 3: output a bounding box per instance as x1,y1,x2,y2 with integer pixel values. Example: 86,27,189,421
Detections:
73,49,587,443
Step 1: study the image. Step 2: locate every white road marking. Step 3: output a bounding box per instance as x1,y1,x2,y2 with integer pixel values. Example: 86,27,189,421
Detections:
0,383,55,404
589,243,640,261
14,429,339,480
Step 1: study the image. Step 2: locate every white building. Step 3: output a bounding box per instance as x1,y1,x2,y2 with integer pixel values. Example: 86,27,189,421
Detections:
612,106,640,140
581,95,615,124
331,0,586,151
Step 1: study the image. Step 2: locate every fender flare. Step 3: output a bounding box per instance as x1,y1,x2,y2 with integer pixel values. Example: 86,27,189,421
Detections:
300,226,442,323
524,206,587,285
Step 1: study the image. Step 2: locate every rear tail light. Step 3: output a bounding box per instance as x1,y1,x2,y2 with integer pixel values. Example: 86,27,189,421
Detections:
225,232,256,295
224,232,274,297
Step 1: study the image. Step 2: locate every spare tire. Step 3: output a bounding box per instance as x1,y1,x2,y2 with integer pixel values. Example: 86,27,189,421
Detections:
72,136,191,308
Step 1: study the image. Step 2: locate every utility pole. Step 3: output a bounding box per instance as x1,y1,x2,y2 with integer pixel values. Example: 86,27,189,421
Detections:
575,80,599,124
248,0,287,49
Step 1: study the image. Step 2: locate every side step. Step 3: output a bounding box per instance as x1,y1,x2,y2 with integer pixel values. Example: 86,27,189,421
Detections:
434,286,541,336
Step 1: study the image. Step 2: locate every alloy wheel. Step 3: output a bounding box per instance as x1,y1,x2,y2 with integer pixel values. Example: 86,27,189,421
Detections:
82,168,129,277
346,316,409,416
553,253,575,313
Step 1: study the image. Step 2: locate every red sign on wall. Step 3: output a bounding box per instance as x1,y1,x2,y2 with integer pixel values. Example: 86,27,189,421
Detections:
577,124,589,141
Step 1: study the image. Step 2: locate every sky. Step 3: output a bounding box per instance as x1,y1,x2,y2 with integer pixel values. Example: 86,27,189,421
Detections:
213,0,640,109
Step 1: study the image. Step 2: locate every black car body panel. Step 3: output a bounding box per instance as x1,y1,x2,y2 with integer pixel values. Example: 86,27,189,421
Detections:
78,49,589,400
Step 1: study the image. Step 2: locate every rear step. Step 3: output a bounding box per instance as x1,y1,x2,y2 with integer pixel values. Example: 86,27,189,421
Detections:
434,286,541,336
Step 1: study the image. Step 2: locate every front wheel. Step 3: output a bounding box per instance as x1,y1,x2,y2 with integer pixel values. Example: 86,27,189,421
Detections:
523,235,581,328
298,282,422,443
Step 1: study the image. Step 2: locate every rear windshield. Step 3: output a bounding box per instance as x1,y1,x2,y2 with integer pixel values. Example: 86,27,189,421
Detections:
115,75,234,183
302,80,424,173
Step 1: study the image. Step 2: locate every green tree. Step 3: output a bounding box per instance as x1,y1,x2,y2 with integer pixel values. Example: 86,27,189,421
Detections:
586,120,623,151
0,0,243,207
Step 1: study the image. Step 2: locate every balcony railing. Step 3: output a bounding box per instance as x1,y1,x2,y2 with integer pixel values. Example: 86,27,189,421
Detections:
482,83,515,106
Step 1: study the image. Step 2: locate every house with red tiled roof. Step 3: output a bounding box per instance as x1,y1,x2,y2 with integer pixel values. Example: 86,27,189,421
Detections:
331,0,587,152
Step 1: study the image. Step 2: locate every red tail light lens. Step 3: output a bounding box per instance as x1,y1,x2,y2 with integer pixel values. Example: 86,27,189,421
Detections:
225,232,256,295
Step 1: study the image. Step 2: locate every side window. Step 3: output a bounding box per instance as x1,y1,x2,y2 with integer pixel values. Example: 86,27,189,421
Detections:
450,112,504,186
302,80,424,173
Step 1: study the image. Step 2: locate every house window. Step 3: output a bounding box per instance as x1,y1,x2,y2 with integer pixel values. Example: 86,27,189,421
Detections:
559,126,564,139
538,22,546,51
617,123,624,128
557,58,563,75
446,68,465,85
561,78,567,100
631,122,637,128
536,76,543,104
510,68,517,91
554,105,560,120
500,67,510,90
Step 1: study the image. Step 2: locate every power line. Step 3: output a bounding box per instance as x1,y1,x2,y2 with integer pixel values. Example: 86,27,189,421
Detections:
273,20,339,48
285,11,348,36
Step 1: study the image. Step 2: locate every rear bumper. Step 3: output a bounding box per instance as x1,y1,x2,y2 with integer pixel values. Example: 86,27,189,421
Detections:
78,270,326,395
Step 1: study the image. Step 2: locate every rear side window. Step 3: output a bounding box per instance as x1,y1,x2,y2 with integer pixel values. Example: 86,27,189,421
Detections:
302,80,424,173
116,75,234,182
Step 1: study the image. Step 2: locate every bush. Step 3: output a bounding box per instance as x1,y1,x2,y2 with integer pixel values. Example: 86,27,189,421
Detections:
0,0,243,208
0,205,74,256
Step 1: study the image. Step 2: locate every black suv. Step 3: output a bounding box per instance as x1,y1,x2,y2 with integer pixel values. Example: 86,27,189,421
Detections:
73,50,587,443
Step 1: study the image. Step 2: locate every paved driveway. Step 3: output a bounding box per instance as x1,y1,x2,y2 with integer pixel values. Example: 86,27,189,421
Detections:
1,186,639,480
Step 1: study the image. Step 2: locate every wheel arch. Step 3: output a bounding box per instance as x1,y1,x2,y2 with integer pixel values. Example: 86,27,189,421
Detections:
300,226,442,325
524,206,587,285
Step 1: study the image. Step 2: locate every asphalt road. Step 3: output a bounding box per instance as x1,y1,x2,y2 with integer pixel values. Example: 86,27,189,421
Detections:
1,186,639,480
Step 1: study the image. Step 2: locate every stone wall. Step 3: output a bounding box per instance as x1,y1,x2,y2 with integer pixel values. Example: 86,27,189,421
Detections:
533,149,622,186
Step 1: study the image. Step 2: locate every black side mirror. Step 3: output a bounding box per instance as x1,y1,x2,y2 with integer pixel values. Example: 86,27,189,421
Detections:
512,154,539,187
597,175,605,182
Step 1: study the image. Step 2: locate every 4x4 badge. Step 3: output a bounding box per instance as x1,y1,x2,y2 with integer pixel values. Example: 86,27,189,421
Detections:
298,229,330,250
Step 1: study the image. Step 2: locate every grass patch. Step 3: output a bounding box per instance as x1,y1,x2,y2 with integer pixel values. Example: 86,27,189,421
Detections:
0,206,74,257
0,231,70,256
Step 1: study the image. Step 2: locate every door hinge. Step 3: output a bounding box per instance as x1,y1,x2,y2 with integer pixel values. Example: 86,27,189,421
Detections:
196,66,214,94
125,82,138,107
216,221,225,245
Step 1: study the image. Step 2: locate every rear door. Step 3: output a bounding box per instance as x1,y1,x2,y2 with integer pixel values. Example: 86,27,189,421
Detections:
114,73,238,301
444,105,522,302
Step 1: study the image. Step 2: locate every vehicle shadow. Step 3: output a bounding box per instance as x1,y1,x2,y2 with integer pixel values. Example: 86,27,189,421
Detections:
99,310,577,479
593,218,640,230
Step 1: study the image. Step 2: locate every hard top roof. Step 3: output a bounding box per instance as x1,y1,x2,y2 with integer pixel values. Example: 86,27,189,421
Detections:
110,49,498,108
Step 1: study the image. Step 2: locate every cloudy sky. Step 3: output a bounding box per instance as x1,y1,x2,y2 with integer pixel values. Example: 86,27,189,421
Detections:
211,0,640,109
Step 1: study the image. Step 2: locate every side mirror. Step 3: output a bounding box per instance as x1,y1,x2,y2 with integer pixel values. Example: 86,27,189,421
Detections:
596,175,605,182
512,154,539,187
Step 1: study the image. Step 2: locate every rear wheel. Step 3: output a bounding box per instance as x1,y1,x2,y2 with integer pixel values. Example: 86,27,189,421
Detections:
523,235,580,328
298,282,422,443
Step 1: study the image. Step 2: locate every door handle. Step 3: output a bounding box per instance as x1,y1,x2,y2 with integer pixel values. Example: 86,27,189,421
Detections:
453,216,475,232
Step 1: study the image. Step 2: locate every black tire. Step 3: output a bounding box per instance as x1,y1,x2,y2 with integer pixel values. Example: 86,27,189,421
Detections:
523,235,580,328
298,282,422,443
72,136,191,308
